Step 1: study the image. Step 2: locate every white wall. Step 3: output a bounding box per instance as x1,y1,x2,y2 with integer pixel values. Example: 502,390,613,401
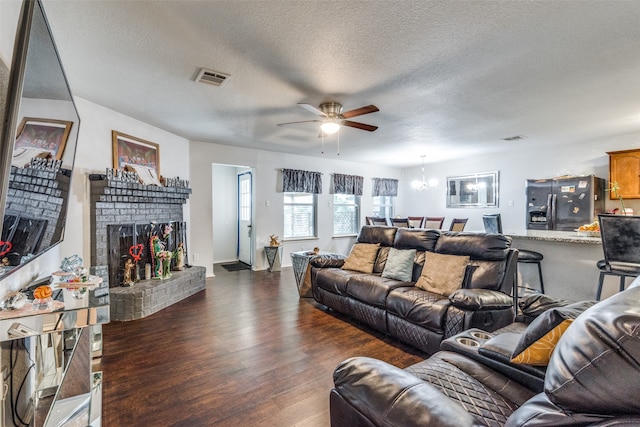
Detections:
189,141,404,277
212,164,240,263
0,1,21,67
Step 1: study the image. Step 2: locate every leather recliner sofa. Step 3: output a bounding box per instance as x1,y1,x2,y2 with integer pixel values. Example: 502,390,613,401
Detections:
330,285,640,426
310,225,519,355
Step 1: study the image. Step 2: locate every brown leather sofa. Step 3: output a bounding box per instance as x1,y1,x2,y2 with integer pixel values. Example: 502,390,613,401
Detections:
310,225,519,355
330,286,640,426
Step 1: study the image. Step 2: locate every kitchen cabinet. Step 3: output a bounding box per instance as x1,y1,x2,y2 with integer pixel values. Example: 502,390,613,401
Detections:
608,149,640,199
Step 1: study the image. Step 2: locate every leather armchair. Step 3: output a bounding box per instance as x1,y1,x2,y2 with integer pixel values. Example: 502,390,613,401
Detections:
330,285,640,426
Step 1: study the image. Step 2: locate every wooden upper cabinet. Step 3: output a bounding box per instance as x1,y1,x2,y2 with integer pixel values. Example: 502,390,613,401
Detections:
608,149,640,199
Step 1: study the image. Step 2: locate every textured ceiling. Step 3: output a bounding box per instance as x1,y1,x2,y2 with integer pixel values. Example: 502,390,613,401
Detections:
41,0,640,168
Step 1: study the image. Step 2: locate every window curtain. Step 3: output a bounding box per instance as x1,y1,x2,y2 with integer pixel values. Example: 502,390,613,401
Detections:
282,168,322,194
333,173,363,195
372,178,398,197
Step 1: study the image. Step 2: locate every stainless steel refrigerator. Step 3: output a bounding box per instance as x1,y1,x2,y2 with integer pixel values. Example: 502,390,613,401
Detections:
525,175,606,231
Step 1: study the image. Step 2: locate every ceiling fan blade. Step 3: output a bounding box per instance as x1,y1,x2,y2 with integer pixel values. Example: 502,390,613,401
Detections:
277,119,322,127
340,104,379,119
341,120,378,132
298,103,327,117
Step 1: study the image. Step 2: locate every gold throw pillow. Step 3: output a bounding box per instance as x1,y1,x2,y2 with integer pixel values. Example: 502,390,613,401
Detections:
415,251,469,296
341,243,380,273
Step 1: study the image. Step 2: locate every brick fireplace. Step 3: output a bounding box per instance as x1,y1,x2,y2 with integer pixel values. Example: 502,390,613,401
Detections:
89,175,205,320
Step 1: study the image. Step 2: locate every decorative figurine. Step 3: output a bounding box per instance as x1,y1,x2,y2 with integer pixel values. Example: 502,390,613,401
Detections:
123,258,136,286
32,285,53,311
162,223,173,239
269,234,280,246
161,255,172,279
150,235,173,279
174,243,185,271
150,235,164,278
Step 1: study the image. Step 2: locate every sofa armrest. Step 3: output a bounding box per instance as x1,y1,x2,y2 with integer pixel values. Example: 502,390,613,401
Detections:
309,253,346,268
518,293,574,317
332,357,478,427
449,289,513,310
505,392,621,427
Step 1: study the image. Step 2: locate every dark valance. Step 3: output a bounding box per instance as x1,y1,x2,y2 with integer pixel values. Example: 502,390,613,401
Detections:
282,168,322,194
333,173,363,196
372,178,398,197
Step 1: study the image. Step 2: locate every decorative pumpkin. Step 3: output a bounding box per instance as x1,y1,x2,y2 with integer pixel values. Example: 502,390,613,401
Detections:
33,285,53,300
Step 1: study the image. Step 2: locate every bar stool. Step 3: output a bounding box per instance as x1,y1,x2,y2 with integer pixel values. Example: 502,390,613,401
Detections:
595,214,640,300
482,213,545,294
516,249,545,294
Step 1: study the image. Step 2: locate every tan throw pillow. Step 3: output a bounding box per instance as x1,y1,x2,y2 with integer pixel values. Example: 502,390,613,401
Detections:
415,252,469,296
341,243,380,273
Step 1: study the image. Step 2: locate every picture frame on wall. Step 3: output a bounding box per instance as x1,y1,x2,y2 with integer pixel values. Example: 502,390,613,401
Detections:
14,117,73,161
112,130,162,186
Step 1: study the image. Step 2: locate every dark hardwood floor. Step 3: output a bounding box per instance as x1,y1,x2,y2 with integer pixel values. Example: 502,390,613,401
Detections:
100,265,424,426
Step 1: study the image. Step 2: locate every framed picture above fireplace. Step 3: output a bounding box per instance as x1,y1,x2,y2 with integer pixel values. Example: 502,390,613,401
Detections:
14,117,73,162
112,131,161,185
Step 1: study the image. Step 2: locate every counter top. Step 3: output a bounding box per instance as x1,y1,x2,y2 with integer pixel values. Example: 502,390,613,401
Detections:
504,229,601,244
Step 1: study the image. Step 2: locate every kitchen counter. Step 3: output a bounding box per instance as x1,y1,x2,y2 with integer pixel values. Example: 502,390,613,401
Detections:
502,229,609,302
504,229,601,245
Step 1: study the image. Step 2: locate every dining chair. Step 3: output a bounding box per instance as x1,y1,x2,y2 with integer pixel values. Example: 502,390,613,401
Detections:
482,213,545,294
390,217,410,228
595,214,640,300
423,217,445,229
449,218,468,232
408,216,425,228
366,216,388,226
482,213,502,233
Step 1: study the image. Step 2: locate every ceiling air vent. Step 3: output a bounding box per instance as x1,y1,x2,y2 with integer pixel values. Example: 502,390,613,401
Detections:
501,135,527,142
195,68,230,87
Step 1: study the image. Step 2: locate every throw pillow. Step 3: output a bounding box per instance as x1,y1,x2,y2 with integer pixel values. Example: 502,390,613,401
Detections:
510,300,596,365
381,248,416,281
415,252,470,296
341,243,380,273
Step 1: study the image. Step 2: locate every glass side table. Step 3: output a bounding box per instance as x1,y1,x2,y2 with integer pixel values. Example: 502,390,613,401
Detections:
264,245,283,272
290,251,319,297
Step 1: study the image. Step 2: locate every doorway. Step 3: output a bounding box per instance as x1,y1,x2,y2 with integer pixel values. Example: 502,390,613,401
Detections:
237,171,252,265
211,164,254,268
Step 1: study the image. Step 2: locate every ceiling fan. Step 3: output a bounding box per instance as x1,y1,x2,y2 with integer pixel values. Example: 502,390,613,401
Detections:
277,102,379,136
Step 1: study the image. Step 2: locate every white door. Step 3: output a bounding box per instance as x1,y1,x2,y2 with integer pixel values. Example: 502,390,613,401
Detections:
238,172,252,265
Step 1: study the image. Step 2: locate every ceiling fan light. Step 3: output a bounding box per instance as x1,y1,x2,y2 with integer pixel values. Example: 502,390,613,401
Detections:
321,121,340,134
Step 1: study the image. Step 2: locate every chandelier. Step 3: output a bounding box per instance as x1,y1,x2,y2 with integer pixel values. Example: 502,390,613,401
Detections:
411,155,437,191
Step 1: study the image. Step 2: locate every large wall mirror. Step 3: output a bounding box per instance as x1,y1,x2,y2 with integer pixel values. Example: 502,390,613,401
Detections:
0,0,80,281
446,171,499,208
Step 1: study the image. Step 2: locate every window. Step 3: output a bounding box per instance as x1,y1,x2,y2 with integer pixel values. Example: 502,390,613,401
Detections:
239,173,251,222
333,194,360,235
373,196,395,219
284,192,317,238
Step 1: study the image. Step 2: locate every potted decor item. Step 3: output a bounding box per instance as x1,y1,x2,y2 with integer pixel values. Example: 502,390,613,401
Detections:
610,181,634,215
